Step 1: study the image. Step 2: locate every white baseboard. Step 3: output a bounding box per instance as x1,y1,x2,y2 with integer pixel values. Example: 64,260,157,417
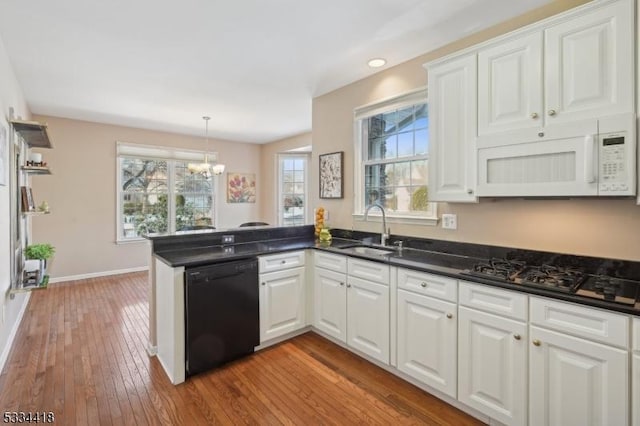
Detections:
48,266,149,284
0,292,31,375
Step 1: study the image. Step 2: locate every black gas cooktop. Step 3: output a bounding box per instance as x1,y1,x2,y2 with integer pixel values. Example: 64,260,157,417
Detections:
464,258,639,306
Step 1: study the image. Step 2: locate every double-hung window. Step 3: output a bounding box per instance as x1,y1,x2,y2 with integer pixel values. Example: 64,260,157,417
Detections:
354,88,437,224
278,154,309,226
117,143,217,241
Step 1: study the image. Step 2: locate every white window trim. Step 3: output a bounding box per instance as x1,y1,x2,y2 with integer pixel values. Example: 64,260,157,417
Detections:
115,142,218,243
276,153,310,226
353,87,437,226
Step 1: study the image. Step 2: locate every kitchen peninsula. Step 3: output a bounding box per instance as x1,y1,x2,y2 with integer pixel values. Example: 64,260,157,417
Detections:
148,225,640,426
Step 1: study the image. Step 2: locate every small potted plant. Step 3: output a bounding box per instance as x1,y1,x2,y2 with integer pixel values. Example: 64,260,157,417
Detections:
24,243,55,285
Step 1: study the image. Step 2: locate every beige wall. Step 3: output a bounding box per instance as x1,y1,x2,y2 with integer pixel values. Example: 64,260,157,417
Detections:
259,132,312,225
0,34,31,367
30,115,262,280
312,0,640,261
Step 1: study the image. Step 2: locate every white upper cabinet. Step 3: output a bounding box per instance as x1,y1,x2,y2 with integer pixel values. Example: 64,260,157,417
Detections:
478,32,543,138
478,0,634,147
426,54,478,202
544,0,634,126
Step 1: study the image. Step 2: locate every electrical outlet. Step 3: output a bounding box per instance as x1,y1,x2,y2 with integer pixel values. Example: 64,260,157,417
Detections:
441,214,457,230
222,235,235,244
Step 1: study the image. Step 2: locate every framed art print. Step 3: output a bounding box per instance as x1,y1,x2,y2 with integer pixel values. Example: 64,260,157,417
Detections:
319,151,343,199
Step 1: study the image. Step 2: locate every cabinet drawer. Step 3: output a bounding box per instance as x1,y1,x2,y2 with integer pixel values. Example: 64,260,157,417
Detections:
314,251,347,273
530,297,629,349
348,258,389,285
397,268,457,302
634,318,640,353
459,281,527,321
259,250,305,273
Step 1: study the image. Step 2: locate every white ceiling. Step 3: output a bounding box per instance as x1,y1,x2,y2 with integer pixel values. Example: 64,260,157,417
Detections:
0,0,553,144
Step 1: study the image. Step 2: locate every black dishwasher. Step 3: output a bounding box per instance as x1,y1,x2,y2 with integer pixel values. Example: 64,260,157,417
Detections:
184,258,259,377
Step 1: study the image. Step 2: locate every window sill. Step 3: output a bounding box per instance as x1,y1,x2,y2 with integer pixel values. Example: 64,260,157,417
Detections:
352,213,438,227
116,238,149,245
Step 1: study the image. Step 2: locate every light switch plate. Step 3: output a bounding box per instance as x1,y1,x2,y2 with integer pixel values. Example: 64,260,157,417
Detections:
441,214,457,230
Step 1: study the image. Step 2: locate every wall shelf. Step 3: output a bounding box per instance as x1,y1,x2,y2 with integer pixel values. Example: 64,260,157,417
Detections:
22,210,51,217
21,166,52,175
9,276,49,297
10,119,53,149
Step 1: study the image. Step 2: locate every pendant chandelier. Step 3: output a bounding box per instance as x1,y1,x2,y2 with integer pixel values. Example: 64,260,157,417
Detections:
187,116,225,178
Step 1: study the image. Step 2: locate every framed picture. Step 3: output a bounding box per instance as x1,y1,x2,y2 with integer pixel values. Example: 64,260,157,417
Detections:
227,172,256,203
0,124,6,186
21,186,35,211
319,151,343,199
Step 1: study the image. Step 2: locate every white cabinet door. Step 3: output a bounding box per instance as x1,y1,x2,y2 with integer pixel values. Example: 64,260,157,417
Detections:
458,307,527,426
478,31,543,137
397,289,457,398
530,325,629,426
259,267,305,343
313,267,347,343
347,276,390,364
427,54,477,202
544,0,634,126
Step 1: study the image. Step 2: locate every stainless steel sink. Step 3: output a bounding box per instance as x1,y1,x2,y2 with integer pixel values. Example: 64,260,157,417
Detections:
339,245,395,256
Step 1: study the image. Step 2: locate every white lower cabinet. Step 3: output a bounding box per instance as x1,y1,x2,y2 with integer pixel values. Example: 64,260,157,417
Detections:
346,276,389,364
397,289,457,398
458,306,527,426
529,297,630,426
633,354,640,426
313,266,347,342
313,253,390,364
529,325,629,426
634,318,640,426
259,252,306,343
259,267,306,342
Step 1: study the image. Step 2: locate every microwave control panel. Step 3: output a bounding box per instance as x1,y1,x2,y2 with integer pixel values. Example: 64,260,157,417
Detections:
599,133,632,194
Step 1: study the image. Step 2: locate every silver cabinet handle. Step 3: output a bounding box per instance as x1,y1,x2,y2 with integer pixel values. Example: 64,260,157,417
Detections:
339,282,344,286
531,112,539,119
532,339,541,346
446,313,453,319
346,283,352,288
467,189,474,195
261,282,266,286
514,334,521,340
281,260,286,264
548,109,557,116
420,282,427,288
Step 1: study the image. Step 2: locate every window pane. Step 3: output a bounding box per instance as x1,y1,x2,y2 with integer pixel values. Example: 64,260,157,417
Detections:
414,104,428,130
120,158,169,238
415,129,428,155
393,161,411,185
397,106,415,132
174,161,213,231
411,160,428,185
279,155,308,226
410,186,429,211
397,131,413,157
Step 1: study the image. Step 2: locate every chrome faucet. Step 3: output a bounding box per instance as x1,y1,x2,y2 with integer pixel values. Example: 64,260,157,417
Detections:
364,202,389,246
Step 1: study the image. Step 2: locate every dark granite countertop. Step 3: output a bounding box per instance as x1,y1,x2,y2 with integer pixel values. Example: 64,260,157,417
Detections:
153,232,640,316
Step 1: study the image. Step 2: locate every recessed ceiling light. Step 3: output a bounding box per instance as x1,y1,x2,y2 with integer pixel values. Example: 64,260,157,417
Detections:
367,58,387,68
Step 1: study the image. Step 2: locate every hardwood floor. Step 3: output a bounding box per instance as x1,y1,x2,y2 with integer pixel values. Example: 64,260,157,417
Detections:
0,272,484,425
